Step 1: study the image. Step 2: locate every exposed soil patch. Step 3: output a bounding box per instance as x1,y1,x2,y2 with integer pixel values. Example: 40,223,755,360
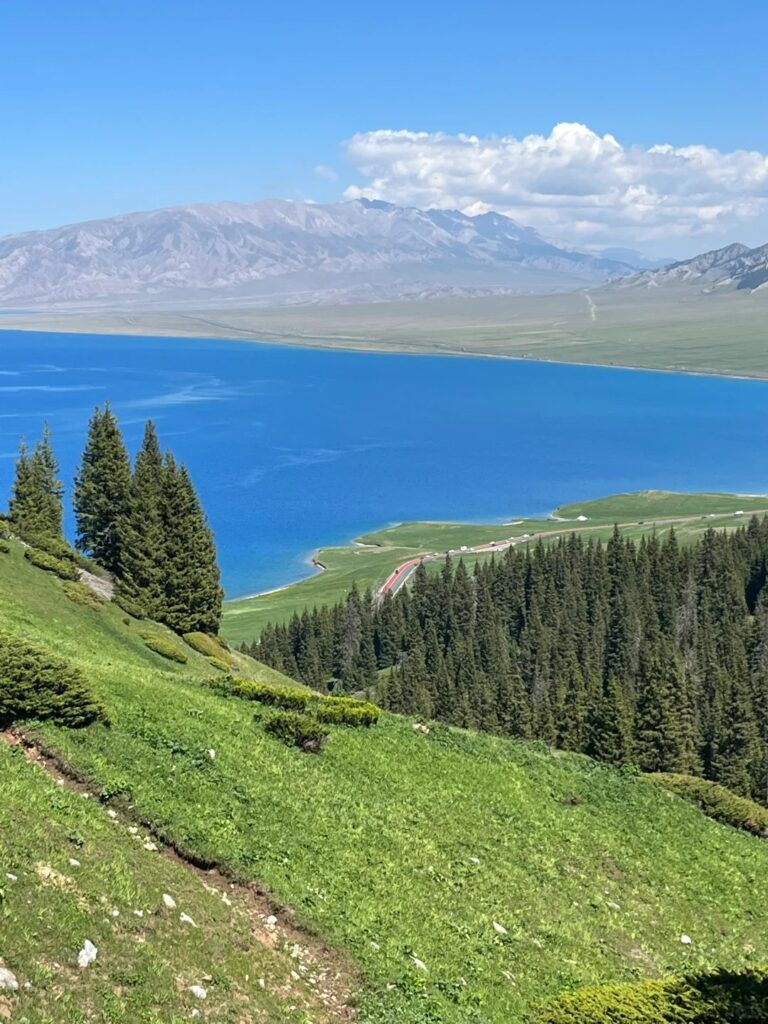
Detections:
0,728,358,1020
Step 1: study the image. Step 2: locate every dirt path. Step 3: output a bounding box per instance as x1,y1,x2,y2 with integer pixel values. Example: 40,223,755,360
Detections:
0,728,358,1020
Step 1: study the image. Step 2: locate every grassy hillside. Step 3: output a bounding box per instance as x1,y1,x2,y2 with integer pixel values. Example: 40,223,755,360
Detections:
3,538,768,1022
0,741,353,1023
223,491,768,642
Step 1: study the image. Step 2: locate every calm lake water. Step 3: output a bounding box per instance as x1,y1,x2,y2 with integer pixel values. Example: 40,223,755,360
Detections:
1,330,768,597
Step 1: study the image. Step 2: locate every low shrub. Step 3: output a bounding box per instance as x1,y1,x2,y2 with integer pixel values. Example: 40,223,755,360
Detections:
233,679,312,711
0,540,9,555
0,519,10,541
206,655,231,672
532,966,768,1023
141,633,189,664
223,678,381,726
0,630,109,728
263,710,329,753
315,696,380,727
24,547,80,581
62,580,104,611
183,631,232,661
648,772,768,837
22,533,76,562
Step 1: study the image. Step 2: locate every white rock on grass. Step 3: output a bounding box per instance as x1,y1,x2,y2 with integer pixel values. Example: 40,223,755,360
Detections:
493,921,508,935
206,749,216,760
0,967,19,991
410,955,427,971
162,893,177,909
680,934,692,945
188,984,207,999
143,840,158,852
180,913,197,927
77,940,98,968
68,858,81,868
5,873,17,882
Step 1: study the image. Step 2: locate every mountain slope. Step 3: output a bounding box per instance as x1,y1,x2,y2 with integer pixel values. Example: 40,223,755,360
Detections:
2,537,768,1023
614,241,768,292
0,199,634,307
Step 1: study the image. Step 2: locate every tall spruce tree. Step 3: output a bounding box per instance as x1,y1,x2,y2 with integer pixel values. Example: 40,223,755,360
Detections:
116,421,165,617
160,456,222,634
74,404,131,573
8,426,65,542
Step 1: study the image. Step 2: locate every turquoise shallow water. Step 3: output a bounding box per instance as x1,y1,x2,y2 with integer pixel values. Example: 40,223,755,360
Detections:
1,330,768,596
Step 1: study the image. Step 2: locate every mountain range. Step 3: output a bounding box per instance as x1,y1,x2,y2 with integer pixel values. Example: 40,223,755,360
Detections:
0,198,637,308
614,241,768,292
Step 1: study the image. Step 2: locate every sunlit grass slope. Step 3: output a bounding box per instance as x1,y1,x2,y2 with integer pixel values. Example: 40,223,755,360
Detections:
3,538,768,1022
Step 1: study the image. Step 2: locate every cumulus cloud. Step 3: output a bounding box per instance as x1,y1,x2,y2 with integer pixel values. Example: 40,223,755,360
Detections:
343,123,768,246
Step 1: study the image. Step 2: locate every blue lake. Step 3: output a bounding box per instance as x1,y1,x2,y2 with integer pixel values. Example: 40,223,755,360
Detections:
1,330,768,598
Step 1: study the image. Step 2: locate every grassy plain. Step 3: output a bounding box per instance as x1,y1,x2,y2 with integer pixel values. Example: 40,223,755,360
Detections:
3,536,768,1022
2,286,767,377
222,491,768,642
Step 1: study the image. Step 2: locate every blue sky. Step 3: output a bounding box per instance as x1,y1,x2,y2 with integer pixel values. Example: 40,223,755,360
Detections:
1,0,767,254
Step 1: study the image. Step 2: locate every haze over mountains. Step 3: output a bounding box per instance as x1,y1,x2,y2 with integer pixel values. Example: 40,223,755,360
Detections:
0,198,640,308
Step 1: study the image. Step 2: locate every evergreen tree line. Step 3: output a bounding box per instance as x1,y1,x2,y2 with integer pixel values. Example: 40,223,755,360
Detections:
4,407,222,634
248,524,768,799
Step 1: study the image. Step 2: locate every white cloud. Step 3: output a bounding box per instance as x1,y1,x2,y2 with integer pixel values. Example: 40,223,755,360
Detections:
342,123,768,247
314,163,338,181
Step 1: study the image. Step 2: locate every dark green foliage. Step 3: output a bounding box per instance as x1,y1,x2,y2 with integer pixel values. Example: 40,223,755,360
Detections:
263,710,329,753
74,404,132,573
254,522,768,801
24,547,80,581
8,425,64,542
22,532,76,562
649,773,768,837
62,580,105,611
206,656,231,672
158,456,223,635
532,967,768,1023
0,541,9,555
140,633,189,664
230,679,313,710
0,630,108,727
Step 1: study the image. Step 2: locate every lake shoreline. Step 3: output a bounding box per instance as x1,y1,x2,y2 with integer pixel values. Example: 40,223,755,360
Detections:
3,320,768,385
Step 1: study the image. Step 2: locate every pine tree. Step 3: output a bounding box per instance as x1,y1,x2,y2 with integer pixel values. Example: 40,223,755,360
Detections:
74,404,131,573
116,421,165,617
8,426,64,541
160,457,223,635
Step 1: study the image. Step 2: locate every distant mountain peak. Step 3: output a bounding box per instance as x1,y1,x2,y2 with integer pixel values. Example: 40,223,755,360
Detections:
0,198,636,309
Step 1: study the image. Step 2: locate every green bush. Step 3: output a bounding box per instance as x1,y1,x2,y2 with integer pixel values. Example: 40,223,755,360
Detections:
22,533,76,562
0,630,109,728
62,580,104,611
233,679,312,710
263,710,329,753
205,655,230,672
24,546,80,581
315,695,380,727
0,519,10,541
648,773,768,837
532,967,768,1023
183,631,232,660
0,541,9,555
222,678,381,726
141,633,189,664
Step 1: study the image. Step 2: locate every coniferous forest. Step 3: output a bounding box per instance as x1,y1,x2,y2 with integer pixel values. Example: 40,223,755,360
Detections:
250,524,768,799
4,407,222,635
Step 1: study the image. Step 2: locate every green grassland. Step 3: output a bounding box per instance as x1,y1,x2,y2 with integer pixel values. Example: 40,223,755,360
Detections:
222,491,768,643
0,742,352,1024
3,285,768,377
3,538,768,1023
